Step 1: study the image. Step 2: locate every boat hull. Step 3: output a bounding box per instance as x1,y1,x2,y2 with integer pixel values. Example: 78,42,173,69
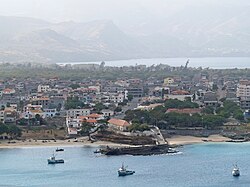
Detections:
56,149,64,152
232,170,240,177
118,171,135,176
48,159,64,164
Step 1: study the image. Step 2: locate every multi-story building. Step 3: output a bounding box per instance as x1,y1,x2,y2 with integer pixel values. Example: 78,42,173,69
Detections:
38,85,50,93
66,109,91,118
237,80,250,109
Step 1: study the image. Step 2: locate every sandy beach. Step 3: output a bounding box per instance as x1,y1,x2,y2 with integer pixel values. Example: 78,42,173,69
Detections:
0,135,232,149
0,137,129,149
166,135,231,146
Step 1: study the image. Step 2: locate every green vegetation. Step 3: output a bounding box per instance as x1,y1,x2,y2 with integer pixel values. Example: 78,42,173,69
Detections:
127,94,133,101
216,101,244,121
1,63,250,82
128,123,150,132
164,99,199,109
79,122,94,140
124,99,240,130
93,103,107,113
114,106,122,113
69,83,80,89
64,96,85,110
0,123,22,138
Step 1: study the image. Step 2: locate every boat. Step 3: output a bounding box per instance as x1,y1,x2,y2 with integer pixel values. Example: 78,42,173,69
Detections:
93,149,100,154
118,163,135,176
232,164,240,177
56,148,64,152
47,153,64,164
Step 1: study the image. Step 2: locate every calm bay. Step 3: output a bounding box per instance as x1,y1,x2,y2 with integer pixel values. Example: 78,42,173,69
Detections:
0,143,250,187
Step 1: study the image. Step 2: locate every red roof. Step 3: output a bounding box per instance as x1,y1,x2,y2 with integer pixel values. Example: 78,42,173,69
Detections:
108,118,130,127
171,90,190,95
87,113,102,118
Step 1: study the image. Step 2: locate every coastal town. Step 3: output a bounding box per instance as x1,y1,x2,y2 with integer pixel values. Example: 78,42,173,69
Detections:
0,62,249,148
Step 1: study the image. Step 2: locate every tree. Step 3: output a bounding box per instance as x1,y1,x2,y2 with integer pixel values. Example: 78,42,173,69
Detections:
202,106,214,114
94,103,107,113
212,84,218,91
69,84,80,89
0,123,8,135
79,121,94,141
7,125,22,138
164,99,199,109
114,107,122,113
127,94,133,101
65,96,85,110
128,123,150,132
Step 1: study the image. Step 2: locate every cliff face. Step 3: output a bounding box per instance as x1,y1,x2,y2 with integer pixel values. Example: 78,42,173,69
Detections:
92,131,156,145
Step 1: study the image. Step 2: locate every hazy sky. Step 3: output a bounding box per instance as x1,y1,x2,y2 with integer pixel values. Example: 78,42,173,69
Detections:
1,0,249,23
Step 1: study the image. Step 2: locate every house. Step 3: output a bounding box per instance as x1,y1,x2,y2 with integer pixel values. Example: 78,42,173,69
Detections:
3,108,17,123
66,109,91,118
38,85,50,93
203,92,219,107
2,88,16,95
87,113,104,120
22,104,44,119
163,77,174,85
67,127,78,136
43,108,57,118
31,97,50,108
101,109,114,117
0,110,5,123
108,118,131,131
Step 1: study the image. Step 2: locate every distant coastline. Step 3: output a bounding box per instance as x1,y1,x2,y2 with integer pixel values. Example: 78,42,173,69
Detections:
57,57,250,69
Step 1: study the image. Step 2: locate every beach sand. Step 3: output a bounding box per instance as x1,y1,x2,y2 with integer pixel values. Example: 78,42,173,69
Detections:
166,135,231,146
0,135,232,149
0,137,129,149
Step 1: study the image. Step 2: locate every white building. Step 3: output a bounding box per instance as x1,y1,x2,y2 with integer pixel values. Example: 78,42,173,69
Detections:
101,109,114,117
109,93,124,103
43,109,57,118
237,80,250,109
38,85,50,93
66,109,91,118
237,80,250,98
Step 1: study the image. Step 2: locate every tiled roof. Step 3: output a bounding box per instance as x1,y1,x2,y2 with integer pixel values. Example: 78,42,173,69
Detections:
108,118,130,127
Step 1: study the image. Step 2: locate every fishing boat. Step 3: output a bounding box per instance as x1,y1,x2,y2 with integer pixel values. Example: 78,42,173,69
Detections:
118,163,135,176
232,164,240,177
47,153,64,164
56,148,64,152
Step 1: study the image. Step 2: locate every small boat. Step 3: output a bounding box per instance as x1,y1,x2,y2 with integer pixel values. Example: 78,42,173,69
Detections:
118,163,135,176
56,148,64,152
47,153,64,164
93,149,100,154
232,164,240,177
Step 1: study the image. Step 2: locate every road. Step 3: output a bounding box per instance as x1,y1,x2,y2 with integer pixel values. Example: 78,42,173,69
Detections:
114,98,140,119
151,126,167,145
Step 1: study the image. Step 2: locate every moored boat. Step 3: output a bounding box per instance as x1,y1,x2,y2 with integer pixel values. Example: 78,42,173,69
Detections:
118,163,135,176
232,164,240,177
56,148,64,152
48,153,64,164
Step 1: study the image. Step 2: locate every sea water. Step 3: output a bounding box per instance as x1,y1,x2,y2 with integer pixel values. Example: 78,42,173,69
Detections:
0,143,250,187
58,57,250,69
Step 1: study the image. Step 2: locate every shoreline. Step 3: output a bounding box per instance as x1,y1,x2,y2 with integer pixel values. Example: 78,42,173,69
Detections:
0,135,234,149
0,137,130,149
166,135,232,146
